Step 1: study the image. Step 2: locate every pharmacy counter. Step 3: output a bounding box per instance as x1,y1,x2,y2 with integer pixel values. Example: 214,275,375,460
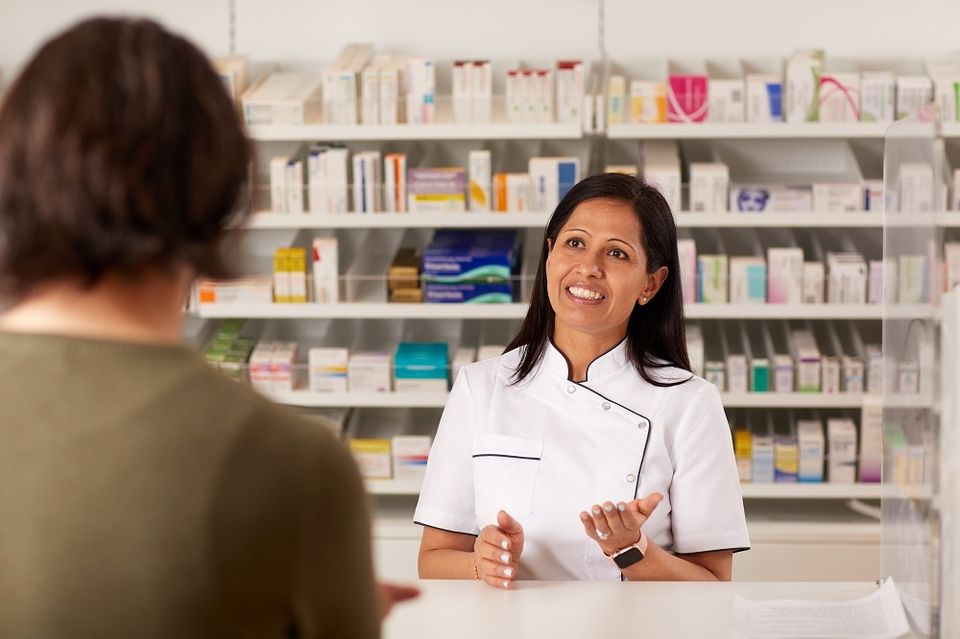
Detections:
384,580,907,639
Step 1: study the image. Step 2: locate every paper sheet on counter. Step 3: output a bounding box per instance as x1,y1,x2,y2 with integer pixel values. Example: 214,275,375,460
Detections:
732,578,911,639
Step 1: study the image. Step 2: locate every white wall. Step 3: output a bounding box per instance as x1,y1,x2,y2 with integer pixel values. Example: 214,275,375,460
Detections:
3,0,960,79
0,0,228,76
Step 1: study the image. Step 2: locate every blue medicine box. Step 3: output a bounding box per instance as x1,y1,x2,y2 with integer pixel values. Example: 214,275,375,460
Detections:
422,230,518,282
394,343,449,380
424,282,513,303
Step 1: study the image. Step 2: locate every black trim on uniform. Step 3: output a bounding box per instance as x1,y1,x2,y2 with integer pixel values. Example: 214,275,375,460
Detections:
573,382,650,421
547,336,627,382
676,546,751,555
574,379,654,585
582,337,629,381
413,521,479,537
573,381,653,502
471,453,541,461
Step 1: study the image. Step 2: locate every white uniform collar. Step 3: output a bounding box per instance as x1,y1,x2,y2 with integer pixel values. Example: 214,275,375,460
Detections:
543,337,631,383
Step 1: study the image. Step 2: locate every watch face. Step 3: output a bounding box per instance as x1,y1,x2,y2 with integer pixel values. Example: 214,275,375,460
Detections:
613,546,645,570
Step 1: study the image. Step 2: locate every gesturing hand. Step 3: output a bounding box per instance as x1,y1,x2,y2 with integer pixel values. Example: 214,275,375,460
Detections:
473,510,525,589
579,493,663,557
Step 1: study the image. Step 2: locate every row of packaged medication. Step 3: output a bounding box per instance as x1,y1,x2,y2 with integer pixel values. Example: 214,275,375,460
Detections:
268,147,580,214
606,49,960,124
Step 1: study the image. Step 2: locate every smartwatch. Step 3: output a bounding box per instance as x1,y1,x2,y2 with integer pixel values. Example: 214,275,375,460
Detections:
610,530,649,570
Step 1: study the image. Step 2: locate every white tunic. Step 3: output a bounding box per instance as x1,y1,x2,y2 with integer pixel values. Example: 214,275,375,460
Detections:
414,339,750,581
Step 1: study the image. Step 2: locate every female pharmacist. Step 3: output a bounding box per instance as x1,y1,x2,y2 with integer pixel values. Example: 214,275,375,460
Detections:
416,173,749,587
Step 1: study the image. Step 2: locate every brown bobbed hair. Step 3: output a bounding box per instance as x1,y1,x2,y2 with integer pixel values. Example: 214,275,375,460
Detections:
505,172,692,387
0,17,251,301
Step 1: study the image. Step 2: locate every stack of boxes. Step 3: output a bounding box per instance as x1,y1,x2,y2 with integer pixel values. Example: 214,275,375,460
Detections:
348,411,433,482
273,248,308,303
361,54,404,125
250,341,299,393
307,146,349,213
203,319,255,381
407,168,466,212
405,58,436,124
422,231,517,304
640,141,681,213
308,348,349,393
242,72,323,125
388,247,422,303
505,69,554,124
452,60,493,124
322,43,373,125
352,151,382,213
311,237,339,304
733,417,870,485
529,157,580,212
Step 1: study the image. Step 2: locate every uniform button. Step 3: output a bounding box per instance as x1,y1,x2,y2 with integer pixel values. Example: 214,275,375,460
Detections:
601,401,611,411
626,474,636,483
567,385,576,394
638,420,648,430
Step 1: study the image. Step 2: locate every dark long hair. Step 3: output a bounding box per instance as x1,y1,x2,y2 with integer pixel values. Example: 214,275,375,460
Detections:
505,173,692,387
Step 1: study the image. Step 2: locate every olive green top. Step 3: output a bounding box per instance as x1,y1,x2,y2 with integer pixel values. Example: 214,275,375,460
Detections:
0,332,379,638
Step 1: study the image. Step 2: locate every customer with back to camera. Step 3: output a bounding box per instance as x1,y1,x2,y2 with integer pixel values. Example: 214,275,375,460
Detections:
0,16,415,637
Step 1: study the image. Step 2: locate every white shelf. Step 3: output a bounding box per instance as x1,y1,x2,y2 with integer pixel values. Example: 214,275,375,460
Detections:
270,390,450,408
366,478,900,499
683,304,886,320
248,120,960,143
196,302,528,319
248,122,583,142
239,211,886,230
241,211,552,229
195,302,900,320
606,122,890,140
942,122,960,138
862,394,936,410
939,212,960,227
674,212,882,228
269,389,880,409
739,483,884,499
722,393,867,408
367,478,425,495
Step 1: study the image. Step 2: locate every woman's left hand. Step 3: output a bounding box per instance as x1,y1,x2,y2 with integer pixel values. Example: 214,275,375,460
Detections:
579,493,663,556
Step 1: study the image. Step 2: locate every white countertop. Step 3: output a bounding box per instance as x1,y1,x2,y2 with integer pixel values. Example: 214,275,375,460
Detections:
383,580,904,639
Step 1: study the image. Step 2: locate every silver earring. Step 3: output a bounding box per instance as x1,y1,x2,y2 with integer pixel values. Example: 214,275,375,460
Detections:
641,297,647,304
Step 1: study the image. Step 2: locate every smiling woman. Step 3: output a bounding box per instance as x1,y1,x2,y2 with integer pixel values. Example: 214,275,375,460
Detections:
415,173,750,588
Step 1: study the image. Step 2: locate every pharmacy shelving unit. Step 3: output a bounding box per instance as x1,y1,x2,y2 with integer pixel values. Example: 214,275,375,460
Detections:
248,122,584,142
240,210,960,230
212,86,946,585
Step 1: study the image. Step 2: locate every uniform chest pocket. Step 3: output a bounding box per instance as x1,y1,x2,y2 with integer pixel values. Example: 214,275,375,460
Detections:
472,434,543,521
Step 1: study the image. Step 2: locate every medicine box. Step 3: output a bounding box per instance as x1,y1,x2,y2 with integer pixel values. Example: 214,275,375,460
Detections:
350,439,392,479
242,72,323,126
348,351,392,393
797,420,825,483
394,342,449,392
392,435,432,480
309,347,348,393
752,435,775,483
827,418,857,483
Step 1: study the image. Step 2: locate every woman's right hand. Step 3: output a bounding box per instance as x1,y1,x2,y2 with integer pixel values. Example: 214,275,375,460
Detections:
473,510,524,589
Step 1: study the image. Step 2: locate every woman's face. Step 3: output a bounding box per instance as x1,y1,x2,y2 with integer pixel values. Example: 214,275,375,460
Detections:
546,197,666,341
